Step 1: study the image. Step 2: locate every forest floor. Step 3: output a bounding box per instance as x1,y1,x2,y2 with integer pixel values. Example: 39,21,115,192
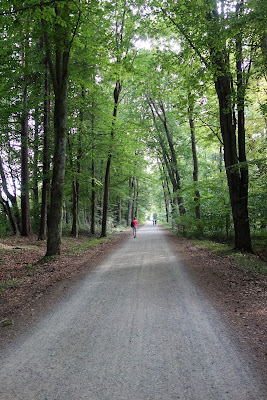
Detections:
0,227,266,378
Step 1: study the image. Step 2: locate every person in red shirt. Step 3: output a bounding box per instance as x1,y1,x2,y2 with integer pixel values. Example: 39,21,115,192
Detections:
132,217,137,238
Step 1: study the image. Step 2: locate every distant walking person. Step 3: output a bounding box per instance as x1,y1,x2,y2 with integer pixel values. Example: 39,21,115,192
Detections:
132,217,137,238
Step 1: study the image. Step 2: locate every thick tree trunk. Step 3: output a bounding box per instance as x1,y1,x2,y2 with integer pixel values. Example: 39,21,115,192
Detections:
21,83,32,236
46,71,68,256
43,1,78,255
207,5,252,251
101,80,121,237
215,73,252,252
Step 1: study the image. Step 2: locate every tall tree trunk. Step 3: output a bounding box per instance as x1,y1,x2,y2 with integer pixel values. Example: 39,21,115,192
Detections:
132,177,136,221
71,90,83,238
209,5,252,251
68,130,78,239
127,177,134,226
32,107,40,232
98,161,104,225
159,101,186,215
166,1,252,251
46,53,69,255
160,159,175,222
65,200,70,225
90,98,96,235
188,92,201,219
91,158,95,235
21,82,32,236
39,65,50,240
149,98,185,216
117,197,122,224
71,181,78,238
134,178,139,219
43,1,80,255
161,181,169,223
33,108,39,205
101,80,122,237
215,73,252,251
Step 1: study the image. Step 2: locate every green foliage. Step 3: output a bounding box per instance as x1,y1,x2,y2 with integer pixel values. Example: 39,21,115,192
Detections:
68,237,110,255
0,214,12,236
0,0,266,250
1,319,14,327
193,239,267,275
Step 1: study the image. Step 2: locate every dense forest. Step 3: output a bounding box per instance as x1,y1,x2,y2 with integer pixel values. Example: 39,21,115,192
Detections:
0,0,266,256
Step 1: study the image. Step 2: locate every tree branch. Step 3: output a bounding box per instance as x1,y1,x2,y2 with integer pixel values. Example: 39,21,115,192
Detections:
161,8,208,67
0,0,66,16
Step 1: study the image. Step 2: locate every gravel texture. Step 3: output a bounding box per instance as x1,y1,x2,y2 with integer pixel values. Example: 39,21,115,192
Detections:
0,223,266,399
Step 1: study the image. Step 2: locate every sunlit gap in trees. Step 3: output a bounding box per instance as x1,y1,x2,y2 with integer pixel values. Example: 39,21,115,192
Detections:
133,37,181,54
145,155,158,174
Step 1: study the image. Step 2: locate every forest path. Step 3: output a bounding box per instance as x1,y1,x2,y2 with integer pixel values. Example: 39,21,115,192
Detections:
0,222,265,400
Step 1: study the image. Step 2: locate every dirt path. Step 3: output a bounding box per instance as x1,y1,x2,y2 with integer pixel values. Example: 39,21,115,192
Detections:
0,223,266,399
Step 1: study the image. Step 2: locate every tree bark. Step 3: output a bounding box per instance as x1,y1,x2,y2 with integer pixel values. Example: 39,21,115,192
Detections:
214,70,252,251
0,192,17,234
90,98,96,235
160,160,174,223
0,156,21,232
149,98,185,216
43,1,81,255
159,101,186,215
38,65,50,240
71,90,83,238
46,81,68,255
21,82,32,236
208,5,252,251
162,180,170,223
33,108,39,206
133,178,139,219
45,49,68,253
117,197,122,224
90,158,95,235
166,1,252,251
188,92,201,219
101,80,121,237
127,177,134,226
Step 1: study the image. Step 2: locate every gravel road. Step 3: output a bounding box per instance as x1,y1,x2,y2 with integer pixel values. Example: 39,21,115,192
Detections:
0,223,266,400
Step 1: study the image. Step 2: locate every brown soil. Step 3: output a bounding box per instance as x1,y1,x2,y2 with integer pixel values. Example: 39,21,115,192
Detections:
0,229,266,380
0,231,129,347
166,231,267,378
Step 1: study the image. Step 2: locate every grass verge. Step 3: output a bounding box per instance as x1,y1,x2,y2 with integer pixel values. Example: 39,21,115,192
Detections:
193,239,267,275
